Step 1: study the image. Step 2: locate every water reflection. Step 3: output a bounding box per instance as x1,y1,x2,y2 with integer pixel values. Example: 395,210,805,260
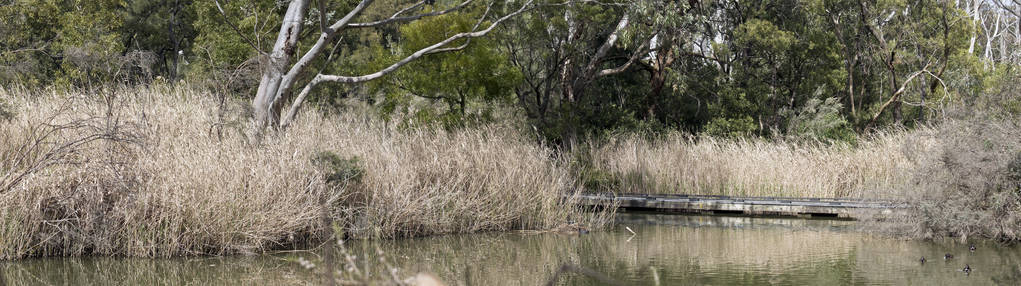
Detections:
4,213,1021,285
1,255,305,285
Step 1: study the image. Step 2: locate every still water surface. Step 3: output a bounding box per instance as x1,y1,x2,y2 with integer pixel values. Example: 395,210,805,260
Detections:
4,213,1021,285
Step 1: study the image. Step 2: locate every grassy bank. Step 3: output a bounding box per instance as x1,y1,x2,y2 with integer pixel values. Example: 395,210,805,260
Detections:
0,86,589,259
579,132,916,199
4,84,1019,259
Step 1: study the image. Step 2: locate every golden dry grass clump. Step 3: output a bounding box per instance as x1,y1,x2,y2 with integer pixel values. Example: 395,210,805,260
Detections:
584,132,916,198
0,85,581,259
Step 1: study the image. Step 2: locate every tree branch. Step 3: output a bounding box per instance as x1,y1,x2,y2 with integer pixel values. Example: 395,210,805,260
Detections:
597,36,651,77
317,0,328,32
867,67,934,128
280,0,535,128
213,0,268,56
265,0,375,112
582,13,631,79
346,0,473,28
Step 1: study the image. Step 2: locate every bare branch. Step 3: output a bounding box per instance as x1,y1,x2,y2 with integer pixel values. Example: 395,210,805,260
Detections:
264,0,375,112
582,13,631,79
346,0,472,28
317,0,328,32
323,1,529,83
867,67,941,127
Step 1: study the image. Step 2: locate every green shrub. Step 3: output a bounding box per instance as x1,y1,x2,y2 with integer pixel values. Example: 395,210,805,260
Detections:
0,99,13,122
784,96,856,144
311,151,364,186
703,116,756,138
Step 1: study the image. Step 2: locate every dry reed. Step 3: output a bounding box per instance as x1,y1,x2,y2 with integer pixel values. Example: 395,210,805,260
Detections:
584,132,917,198
0,85,585,259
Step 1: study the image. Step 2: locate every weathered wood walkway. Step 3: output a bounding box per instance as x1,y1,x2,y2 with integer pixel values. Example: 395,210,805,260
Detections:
577,193,906,219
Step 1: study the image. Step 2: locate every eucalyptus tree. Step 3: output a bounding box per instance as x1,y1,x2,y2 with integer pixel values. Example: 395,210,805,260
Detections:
502,0,693,145
240,0,535,129
987,0,1021,65
857,0,969,127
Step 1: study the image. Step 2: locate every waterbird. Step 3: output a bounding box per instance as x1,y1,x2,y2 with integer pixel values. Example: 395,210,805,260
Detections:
944,253,954,260
970,245,977,252
963,264,971,274
919,256,926,264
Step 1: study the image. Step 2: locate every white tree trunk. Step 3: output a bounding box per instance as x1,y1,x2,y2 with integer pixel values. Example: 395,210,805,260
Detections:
984,13,1001,61
253,0,311,128
968,0,981,54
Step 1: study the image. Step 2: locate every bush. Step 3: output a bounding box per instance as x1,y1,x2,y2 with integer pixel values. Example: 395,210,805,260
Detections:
783,96,856,144
0,99,12,122
312,152,364,187
897,116,1021,241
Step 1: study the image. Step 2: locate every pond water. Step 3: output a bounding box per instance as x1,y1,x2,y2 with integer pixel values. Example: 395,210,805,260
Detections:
4,213,1021,285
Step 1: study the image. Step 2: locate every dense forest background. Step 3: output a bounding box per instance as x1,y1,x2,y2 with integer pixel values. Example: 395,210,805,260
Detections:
2,0,1020,145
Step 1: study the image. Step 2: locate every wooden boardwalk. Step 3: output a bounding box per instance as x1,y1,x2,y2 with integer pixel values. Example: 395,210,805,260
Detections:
577,193,906,219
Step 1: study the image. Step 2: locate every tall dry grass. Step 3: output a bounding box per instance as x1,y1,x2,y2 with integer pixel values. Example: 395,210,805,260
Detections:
0,85,585,259
583,132,918,198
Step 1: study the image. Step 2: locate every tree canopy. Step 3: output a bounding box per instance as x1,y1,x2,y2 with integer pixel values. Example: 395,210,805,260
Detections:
2,0,1019,144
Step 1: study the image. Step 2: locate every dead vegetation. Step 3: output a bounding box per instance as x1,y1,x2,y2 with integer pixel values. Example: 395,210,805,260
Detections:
889,109,1021,241
0,85,589,259
579,132,914,198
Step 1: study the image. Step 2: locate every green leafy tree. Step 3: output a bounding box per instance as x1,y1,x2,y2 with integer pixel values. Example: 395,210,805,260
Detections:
0,0,64,86
374,12,522,128
188,0,281,93
122,0,196,80
53,0,127,86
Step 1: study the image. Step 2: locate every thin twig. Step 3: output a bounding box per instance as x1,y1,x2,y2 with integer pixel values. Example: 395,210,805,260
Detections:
214,0,269,56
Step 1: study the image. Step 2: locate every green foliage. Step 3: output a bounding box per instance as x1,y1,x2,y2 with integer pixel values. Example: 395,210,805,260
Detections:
0,0,64,86
122,0,196,80
312,151,364,186
734,18,795,53
373,11,522,129
53,0,126,86
0,98,13,122
187,0,280,93
785,95,855,143
0,0,1013,146
1,0,194,87
704,117,757,138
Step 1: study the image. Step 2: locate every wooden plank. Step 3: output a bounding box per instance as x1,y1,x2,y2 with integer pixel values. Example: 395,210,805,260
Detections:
575,193,906,219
